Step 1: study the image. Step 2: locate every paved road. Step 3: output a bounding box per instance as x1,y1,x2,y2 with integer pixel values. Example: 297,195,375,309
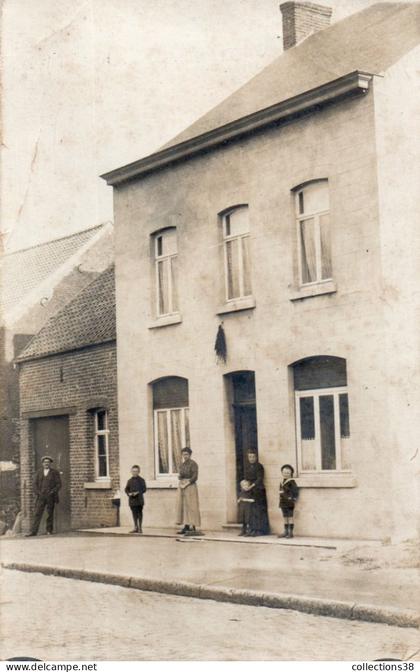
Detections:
1,569,418,661
1,533,417,612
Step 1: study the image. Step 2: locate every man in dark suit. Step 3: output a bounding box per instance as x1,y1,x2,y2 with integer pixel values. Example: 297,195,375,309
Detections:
27,456,62,536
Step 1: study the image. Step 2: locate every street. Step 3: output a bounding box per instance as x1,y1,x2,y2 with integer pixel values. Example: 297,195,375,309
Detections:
1,568,418,661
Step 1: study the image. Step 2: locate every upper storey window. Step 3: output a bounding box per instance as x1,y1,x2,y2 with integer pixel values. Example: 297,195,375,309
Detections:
154,228,178,317
295,181,331,286
222,206,252,301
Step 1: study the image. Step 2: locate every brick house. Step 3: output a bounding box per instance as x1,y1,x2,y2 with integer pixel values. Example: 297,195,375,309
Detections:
101,2,420,541
0,222,113,527
16,266,119,532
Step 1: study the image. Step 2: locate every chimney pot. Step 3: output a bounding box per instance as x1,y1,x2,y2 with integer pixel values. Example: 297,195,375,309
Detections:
280,1,332,50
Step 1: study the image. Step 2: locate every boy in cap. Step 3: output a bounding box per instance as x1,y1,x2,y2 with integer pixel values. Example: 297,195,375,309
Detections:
278,464,299,538
27,456,62,536
125,465,147,533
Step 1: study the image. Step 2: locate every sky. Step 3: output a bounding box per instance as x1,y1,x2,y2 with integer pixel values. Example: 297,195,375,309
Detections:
1,0,414,251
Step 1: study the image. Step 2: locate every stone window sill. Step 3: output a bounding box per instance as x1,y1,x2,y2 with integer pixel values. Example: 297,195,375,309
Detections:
147,479,179,489
217,296,256,315
290,281,337,302
148,313,182,329
296,473,356,488
84,480,112,490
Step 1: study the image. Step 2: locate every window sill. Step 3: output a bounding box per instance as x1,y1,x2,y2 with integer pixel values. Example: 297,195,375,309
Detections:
148,313,182,329
290,281,336,302
84,480,112,490
147,479,179,489
296,474,356,488
217,296,256,315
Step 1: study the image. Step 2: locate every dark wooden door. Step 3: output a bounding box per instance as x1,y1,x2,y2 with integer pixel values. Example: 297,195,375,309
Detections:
33,415,71,532
233,404,258,492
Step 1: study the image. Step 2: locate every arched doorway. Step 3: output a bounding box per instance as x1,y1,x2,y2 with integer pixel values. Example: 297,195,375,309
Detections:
225,371,259,517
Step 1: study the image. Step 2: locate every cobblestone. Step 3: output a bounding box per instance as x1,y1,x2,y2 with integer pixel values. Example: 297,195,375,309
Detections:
1,569,419,661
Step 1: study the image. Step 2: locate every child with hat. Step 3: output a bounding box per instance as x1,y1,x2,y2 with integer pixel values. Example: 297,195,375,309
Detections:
278,464,299,538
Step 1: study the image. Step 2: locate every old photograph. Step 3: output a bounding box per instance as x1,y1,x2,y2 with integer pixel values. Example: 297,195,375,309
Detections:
0,0,419,664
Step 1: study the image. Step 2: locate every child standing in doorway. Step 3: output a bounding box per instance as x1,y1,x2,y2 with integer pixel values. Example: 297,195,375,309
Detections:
237,479,255,536
278,464,299,538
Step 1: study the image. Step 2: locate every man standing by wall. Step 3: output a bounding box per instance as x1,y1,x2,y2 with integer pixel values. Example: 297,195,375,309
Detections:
27,456,62,536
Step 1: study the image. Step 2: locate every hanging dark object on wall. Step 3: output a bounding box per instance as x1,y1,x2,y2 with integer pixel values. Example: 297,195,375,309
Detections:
215,323,227,363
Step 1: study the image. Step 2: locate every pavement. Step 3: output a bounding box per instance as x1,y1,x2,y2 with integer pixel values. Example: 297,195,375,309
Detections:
1,527,419,629
2,568,419,661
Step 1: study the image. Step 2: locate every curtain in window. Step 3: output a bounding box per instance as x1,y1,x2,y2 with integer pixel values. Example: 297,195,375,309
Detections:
158,260,169,315
171,256,178,312
319,395,336,470
299,397,315,440
157,411,169,473
184,408,190,448
300,219,317,283
241,236,252,296
171,409,183,472
320,213,332,280
226,239,240,299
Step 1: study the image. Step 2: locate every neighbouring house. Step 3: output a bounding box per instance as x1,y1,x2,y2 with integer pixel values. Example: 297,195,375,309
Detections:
16,266,118,532
0,222,113,528
101,2,420,542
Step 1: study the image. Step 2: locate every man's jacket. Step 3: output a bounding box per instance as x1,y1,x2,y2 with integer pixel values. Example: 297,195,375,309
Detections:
34,468,62,503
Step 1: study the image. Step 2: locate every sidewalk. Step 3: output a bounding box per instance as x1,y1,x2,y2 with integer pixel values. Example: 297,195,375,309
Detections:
1,528,418,629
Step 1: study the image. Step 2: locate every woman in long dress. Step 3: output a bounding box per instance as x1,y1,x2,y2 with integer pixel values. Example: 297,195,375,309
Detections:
176,447,202,536
244,449,270,536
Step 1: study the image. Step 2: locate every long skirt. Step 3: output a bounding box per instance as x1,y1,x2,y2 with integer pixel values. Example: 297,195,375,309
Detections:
249,490,270,535
176,481,201,527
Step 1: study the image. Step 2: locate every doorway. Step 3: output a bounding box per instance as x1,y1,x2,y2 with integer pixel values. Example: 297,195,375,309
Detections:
231,371,259,495
32,415,71,532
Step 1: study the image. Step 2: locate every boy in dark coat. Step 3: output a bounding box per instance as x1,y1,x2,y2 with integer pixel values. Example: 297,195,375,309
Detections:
278,464,299,538
125,465,147,533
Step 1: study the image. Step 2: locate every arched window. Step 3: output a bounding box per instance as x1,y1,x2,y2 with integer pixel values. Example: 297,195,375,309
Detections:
153,228,178,317
221,206,252,301
293,356,350,473
295,180,332,286
152,377,189,476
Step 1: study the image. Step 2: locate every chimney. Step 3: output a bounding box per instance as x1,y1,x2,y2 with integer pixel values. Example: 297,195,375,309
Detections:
279,2,332,50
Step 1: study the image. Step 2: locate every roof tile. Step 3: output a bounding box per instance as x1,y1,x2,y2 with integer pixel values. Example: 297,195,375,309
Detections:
17,265,115,361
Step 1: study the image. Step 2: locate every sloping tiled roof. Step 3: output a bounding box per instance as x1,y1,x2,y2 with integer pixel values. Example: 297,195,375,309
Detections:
0,224,106,315
162,2,420,148
17,265,116,361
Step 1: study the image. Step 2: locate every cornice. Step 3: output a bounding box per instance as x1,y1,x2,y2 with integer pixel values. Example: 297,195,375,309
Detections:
101,70,373,187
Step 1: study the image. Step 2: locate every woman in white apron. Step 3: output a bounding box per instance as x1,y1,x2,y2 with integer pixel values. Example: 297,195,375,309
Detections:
176,447,202,536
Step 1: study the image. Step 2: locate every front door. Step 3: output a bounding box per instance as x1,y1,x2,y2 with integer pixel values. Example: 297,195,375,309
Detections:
230,371,259,514
233,403,258,490
33,415,71,532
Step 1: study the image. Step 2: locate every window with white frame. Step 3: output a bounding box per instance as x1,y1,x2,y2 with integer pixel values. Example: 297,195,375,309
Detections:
152,377,190,476
94,409,110,478
295,180,332,286
293,357,351,473
154,228,178,316
222,206,252,301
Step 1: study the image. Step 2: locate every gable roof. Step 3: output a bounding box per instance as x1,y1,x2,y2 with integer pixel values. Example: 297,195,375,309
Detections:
17,265,116,362
102,2,420,186
162,2,420,148
0,223,109,318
